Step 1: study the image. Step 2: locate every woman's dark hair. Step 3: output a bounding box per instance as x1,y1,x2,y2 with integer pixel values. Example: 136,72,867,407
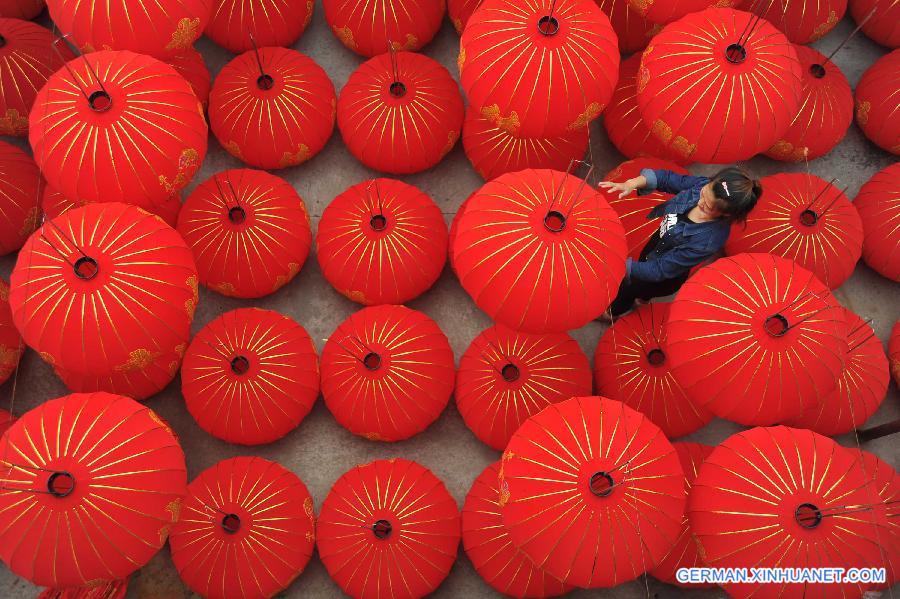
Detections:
710,166,762,223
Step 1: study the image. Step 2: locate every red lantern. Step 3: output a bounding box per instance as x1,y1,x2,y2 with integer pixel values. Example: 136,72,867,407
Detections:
890,321,899,386
0,0,43,19
163,46,210,109
604,54,686,164
456,324,592,450
30,50,207,209
855,49,900,154
0,19,73,137
337,51,463,174
689,426,889,599
448,191,473,275
462,105,589,181
452,169,627,333
53,345,184,401
666,253,847,426
599,157,689,259
323,0,444,57
594,303,713,438
317,459,460,599
321,305,454,442
596,0,657,54
649,442,714,587
449,0,481,33
744,0,845,43
0,279,21,387
0,140,41,255
170,457,316,599
850,0,900,48
853,449,900,589
317,178,446,305
460,0,620,139
765,45,853,162
182,308,319,445
463,460,573,597
500,396,686,588
41,182,182,228
627,0,740,24
724,173,863,289
10,202,198,376
206,0,314,53
855,162,900,282
209,47,335,170
636,8,803,164
0,392,187,588
785,307,889,436
177,169,311,298
0,408,13,436
45,0,209,57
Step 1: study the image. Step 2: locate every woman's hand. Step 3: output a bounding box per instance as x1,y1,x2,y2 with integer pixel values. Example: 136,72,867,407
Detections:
597,180,638,199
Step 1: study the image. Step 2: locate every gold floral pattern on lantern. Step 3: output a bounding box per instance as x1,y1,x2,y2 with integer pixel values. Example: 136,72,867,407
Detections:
165,17,201,51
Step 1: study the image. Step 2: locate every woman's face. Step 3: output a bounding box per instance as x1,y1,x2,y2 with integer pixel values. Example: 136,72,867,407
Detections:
698,183,725,218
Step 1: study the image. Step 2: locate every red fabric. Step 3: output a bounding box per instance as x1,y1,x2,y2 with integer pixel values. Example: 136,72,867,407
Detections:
689,426,888,598
0,408,13,437
53,345,182,401
456,324,592,450
337,51,464,174
599,157,688,260
462,460,573,597
317,459,460,599
855,49,900,154
765,45,853,162
0,0,43,19
890,321,900,387
460,0,620,139
785,307,889,435
666,253,847,426
10,202,198,376
595,0,656,54
0,19,73,137
500,396,685,588
41,183,181,228
851,449,900,589
636,8,802,164
627,0,740,23
851,0,900,48
170,457,315,599
163,46,210,109
317,178,446,305
0,279,21,387
45,0,209,57
448,191,473,275
209,48,334,170
0,140,41,255
206,0,313,53
30,50,207,209
177,169,311,298
603,53,686,164
743,0,845,43
594,303,713,438
855,162,900,282
724,173,863,289
0,392,187,587
452,169,627,333
37,579,128,599
649,442,714,587
321,305,454,441
462,105,589,181
449,0,481,33
181,308,319,445
323,0,444,57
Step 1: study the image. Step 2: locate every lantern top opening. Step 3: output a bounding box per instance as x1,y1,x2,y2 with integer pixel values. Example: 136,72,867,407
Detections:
373,519,392,539
256,74,274,91
795,503,823,529
725,43,747,64
647,348,666,366
369,214,387,231
589,471,614,497
363,352,382,371
501,363,520,382
538,15,560,36
47,471,76,498
88,90,112,112
764,313,789,337
799,209,819,227
389,81,407,98
228,206,247,225
230,355,250,375
0,35,6,49
221,513,241,534
809,63,826,79
544,210,566,232
74,256,99,280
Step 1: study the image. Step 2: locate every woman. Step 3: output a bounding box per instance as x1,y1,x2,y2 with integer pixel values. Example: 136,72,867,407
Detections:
597,166,762,320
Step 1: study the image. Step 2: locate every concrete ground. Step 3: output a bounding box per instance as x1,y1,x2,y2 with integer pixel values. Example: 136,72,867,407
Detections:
1,3,898,598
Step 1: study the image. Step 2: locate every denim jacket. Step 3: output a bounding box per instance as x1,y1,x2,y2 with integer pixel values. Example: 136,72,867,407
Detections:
625,168,731,283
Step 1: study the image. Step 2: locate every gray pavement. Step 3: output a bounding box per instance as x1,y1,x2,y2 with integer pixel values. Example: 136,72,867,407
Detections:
0,3,897,598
